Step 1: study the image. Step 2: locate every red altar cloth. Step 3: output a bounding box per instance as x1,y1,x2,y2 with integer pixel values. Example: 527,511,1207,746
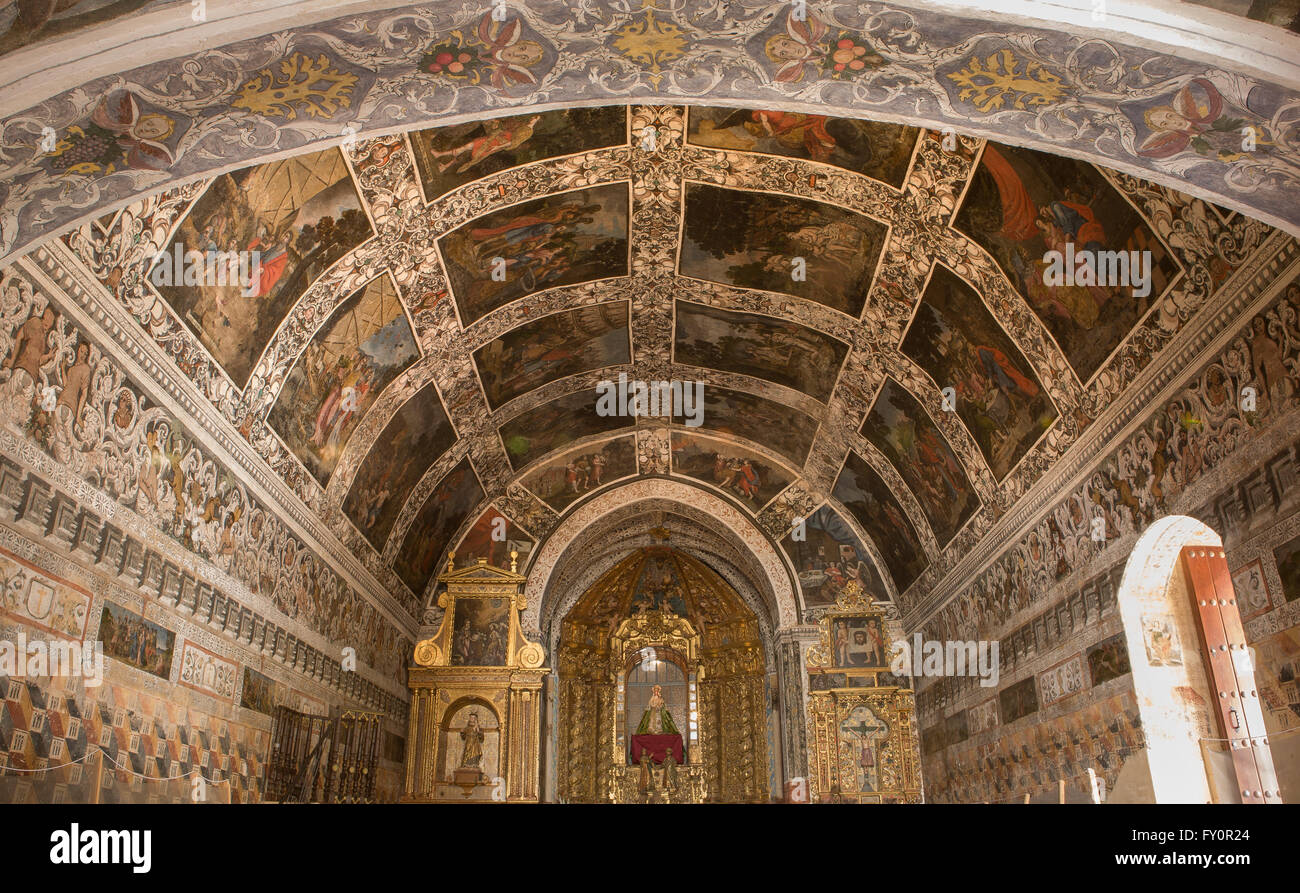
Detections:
630,734,684,765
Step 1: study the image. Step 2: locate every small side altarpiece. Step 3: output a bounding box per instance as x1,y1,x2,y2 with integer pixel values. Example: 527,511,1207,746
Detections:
402,554,548,802
804,581,922,803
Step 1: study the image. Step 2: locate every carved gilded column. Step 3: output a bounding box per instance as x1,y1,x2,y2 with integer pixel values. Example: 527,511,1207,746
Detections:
595,683,615,802
506,680,544,801
417,687,437,798
404,690,421,797
698,678,721,799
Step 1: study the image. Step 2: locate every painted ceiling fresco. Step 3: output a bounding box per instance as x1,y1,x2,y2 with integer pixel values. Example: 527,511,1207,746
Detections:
2,0,1298,268
680,183,886,317
268,273,417,485
153,147,370,386
34,96,1287,628
475,302,630,410
673,300,849,403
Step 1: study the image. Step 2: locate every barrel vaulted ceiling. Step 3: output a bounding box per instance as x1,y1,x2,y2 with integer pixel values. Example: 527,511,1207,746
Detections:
22,98,1291,626
2,1,1298,644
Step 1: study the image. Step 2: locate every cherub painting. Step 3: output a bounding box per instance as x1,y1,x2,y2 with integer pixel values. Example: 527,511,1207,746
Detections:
47,89,175,175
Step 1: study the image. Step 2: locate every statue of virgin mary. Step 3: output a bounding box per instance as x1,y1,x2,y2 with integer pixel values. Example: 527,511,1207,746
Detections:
635,684,680,735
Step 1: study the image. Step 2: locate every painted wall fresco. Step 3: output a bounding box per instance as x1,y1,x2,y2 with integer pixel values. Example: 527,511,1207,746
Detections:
832,451,928,593
0,526,408,804
1231,558,1273,620
154,148,369,386
0,670,272,804
679,183,885,318
901,265,1057,480
410,106,627,200
519,435,636,511
451,506,535,568
670,431,792,508
1087,633,1132,685
1273,533,1300,602
686,107,918,188
683,385,819,467
440,183,630,325
0,274,410,678
0,547,90,640
954,143,1179,382
98,600,174,679
780,504,889,609
267,274,418,485
343,380,456,551
915,273,1300,801
673,300,848,402
924,690,1144,803
474,301,630,409
393,458,484,595
861,377,979,546
498,387,630,472
1254,626,1300,733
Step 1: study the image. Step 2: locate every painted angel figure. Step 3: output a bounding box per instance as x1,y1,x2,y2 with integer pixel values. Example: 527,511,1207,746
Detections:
635,684,681,735
765,12,830,83
1136,77,1262,162
50,90,175,174
475,14,545,87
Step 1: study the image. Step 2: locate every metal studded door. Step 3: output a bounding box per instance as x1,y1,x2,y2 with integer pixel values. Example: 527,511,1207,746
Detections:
1181,547,1280,803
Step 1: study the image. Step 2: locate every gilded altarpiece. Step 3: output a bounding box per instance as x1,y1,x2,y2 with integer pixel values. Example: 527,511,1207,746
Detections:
403,557,547,802
556,547,769,803
806,583,922,803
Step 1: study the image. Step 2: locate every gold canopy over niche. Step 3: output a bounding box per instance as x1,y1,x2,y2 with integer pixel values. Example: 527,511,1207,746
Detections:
557,546,769,803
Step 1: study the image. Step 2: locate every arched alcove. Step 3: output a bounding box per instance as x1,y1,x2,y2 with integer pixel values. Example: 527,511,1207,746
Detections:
1112,515,1282,803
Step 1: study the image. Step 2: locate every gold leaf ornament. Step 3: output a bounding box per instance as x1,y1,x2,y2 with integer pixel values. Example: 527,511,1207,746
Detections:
233,53,359,120
946,49,1065,112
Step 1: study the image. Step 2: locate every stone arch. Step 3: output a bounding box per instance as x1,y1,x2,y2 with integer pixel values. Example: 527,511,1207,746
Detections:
525,478,799,637
1112,514,1278,803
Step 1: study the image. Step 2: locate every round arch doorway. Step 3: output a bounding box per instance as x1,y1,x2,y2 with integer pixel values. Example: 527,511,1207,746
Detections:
554,546,770,803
